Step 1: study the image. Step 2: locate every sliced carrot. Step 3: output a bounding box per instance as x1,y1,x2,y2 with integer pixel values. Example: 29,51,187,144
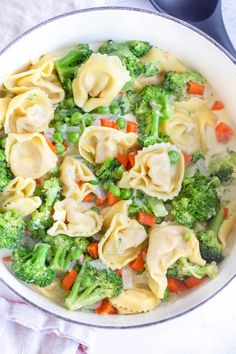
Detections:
211,101,224,110
115,269,122,277
61,269,78,291
83,192,94,202
224,207,229,219
2,255,12,262
100,119,113,128
87,242,98,259
167,278,188,293
137,212,156,227
215,122,234,144
183,151,192,166
46,139,57,154
184,276,205,289
95,299,117,315
116,153,128,168
127,121,138,133
188,81,205,95
107,191,118,206
95,195,107,207
127,150,138,169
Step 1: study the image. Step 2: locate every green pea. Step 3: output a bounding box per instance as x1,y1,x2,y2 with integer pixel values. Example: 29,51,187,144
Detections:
95,106,110,114
115,166,125,179
67,132,80,144
110,184,121,197
110,102,121,115
120,188,132,200
116,118,126,130
168,150,180,164
103,181,112,191
55,143,65,155
84,113,94,126
53,132,64,143
66,97,75,108
89,178,99,185
71,111,83,125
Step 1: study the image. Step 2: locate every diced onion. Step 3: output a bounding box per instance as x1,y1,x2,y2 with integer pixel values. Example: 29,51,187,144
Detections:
122,266,133,289
196,159,210,176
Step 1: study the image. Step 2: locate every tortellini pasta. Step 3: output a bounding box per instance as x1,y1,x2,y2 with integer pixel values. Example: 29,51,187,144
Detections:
4,54,64,104
146,224,205,298
79,126,138,164
33,277,67,305
0,97,11,128
5,133,58,179
110,287,160,314
60,156,96,201
4,89,53,133
119,143,185,201
98,214,148,269
72,53,130,112
0,177,41,216
218,201,236,249
48,198,103,237
101,200,131,230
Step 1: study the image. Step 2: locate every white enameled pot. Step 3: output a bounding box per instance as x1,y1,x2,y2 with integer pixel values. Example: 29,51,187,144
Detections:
0,7,236,329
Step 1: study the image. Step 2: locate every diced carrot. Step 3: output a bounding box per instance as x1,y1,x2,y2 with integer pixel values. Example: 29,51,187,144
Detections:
137,212,156,227
184,276,205,289
95,299,117,315
116,153,128,168
87,242,98,259
63,142,68,151
111,121,120,130
24,228,31,236
115,269,122,277
82,192,94,202
95,195,107,207
127,121,138,133
215,122,234,144
129,246,148,272
2,255,12,262
224,207,229,219
211,101,224,110
167,278,188,293
76,180,83,187
61,269,78,291
183,151,192,166
46,139,57,154
35,179,41,185
100,119,113,128
187,81,205,95
127,150,138,168
107,191,118,206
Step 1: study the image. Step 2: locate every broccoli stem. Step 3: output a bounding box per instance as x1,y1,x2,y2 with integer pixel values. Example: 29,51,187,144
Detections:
208,208,224,235
70,286,106,310
56,50,84,68
30,244,51,267
150,111,159,137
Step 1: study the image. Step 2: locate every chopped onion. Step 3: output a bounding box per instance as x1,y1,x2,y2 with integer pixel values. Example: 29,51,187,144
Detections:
196,159,210,176
122,266,133,289
89,259,107,270
94,184,106,199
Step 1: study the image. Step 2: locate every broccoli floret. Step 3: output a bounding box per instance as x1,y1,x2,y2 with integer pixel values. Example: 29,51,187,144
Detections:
162,71,205,100
95,157,125,183
0,137,13,191
191,150,205,163
99,40,145,78
167,257,218,280
143,62,159,77
208,151,236,182
42,177,61,207
55,44,92,92
128,40,151,57
197,208,224,263
129,192,168,218
45,234,89,273
118,90,137,115
171,173,220,228
0,210,25,249
65,257,123,310
12,243,55,287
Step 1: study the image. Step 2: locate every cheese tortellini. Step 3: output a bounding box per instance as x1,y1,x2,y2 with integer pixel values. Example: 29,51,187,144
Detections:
0,177,41,216
4,89,53,133
219,201,236,249
5,133,58,179
79,126,138,164
119,143,184,201
48,198,103,237
101,200,131,230
98,214,148,269
0,97,11,128
4,54,64,104
72,53,130,112
60,156,96,201
146,224,205,298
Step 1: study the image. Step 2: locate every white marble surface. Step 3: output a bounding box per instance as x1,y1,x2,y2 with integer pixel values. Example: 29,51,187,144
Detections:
0,1,236,354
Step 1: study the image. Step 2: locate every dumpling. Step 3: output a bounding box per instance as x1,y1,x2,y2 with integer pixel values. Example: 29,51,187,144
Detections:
47,198,103,237
110,287,160,314
146,224,205,298
0,97,11,128
101,200,131,230
4,54,64,104
174,97,208,112
140,47,187,73
161,109,199,153
118,143,184,201
72,53,130,112
79,126,137,164
0,177,41,216
60,156,96,201
218,201,236,249
98,214,148,269
6,133,58,179
4,89,53,133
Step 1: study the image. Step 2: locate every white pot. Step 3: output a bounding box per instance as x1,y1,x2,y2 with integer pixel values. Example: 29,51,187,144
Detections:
0,7,235,329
